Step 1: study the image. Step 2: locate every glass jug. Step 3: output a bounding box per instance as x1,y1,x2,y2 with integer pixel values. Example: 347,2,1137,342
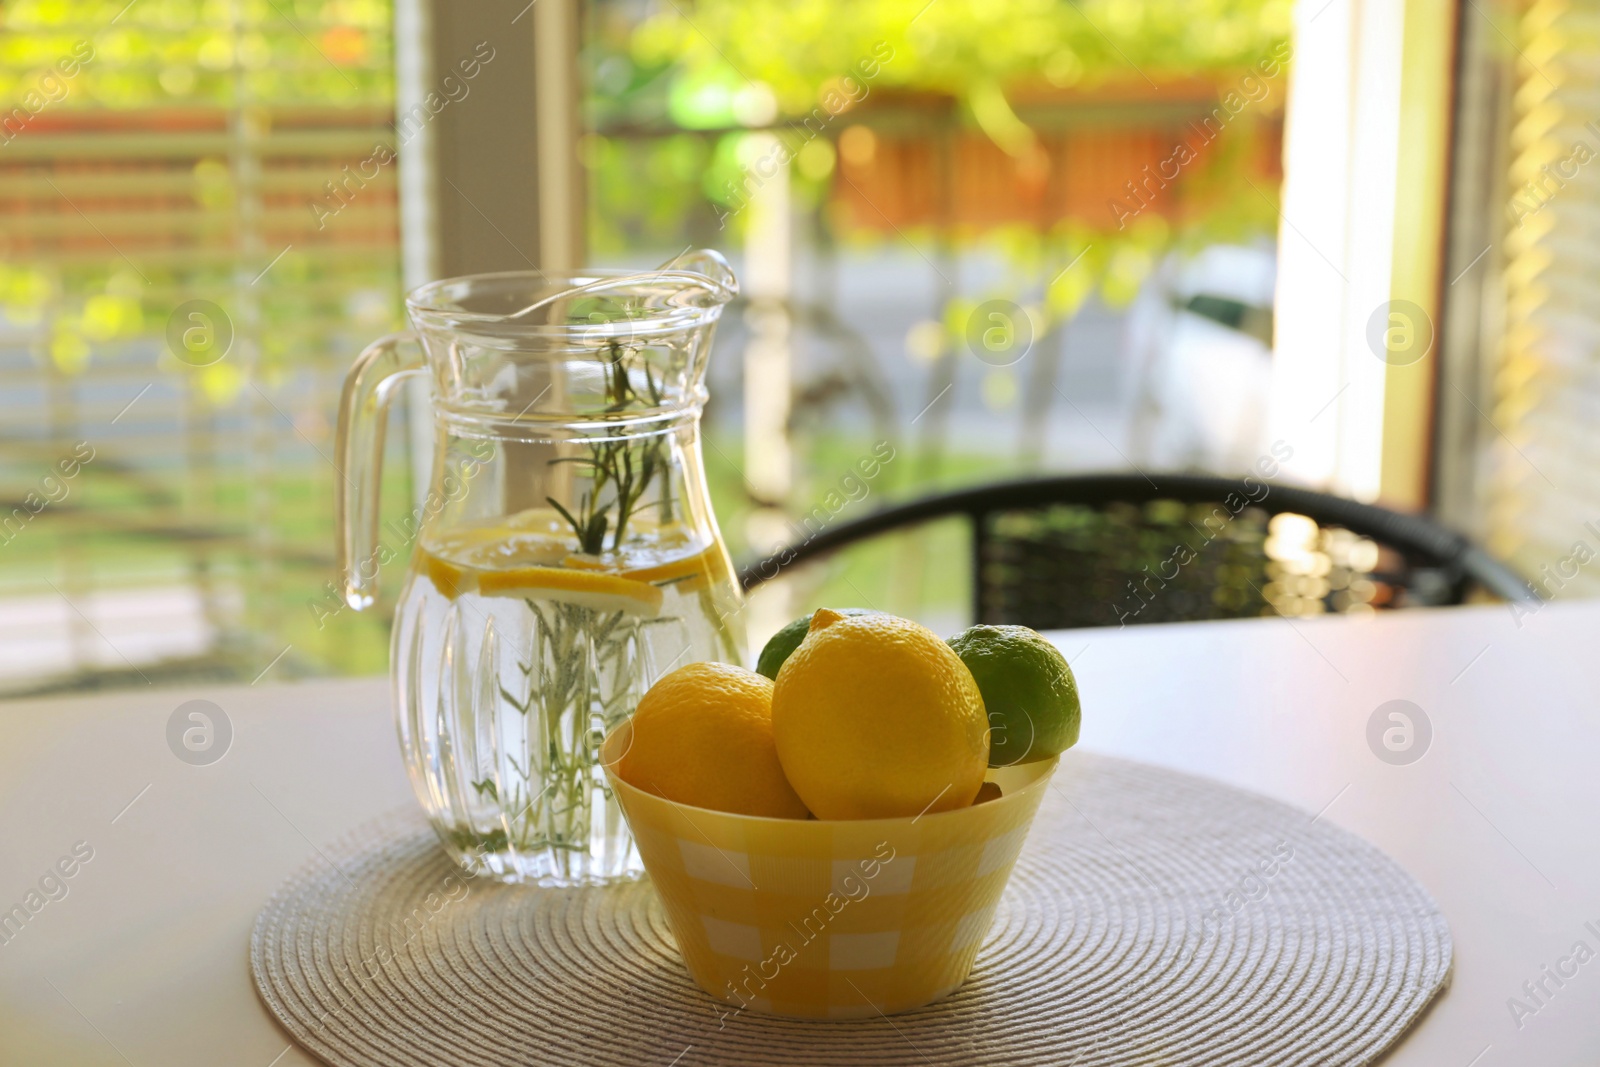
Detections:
335,252,745,886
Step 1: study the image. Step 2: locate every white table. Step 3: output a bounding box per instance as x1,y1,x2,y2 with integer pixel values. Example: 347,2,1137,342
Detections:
2,600,1597,1065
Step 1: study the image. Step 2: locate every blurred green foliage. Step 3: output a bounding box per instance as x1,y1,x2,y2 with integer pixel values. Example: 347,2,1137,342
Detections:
629,0,1292,104
0,0,401,378
585,0,1293,308
0,0,392,104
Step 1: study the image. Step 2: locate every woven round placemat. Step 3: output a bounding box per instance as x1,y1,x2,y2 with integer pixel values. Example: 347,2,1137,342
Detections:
251,753,1451,1066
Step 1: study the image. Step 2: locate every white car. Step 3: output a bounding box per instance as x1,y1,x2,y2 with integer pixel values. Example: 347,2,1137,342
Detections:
1125,244,1277,473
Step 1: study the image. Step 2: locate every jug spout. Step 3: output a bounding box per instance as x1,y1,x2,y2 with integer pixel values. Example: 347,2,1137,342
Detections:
505,248,738,321
400,251,739,427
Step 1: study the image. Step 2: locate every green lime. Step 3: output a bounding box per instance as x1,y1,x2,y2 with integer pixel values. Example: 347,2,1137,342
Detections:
755,608,876,680
947,624,1080,767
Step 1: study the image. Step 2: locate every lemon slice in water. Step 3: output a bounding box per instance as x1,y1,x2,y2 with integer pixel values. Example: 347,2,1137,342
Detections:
421,551,474,599
416,506,728,617
478,564,665,617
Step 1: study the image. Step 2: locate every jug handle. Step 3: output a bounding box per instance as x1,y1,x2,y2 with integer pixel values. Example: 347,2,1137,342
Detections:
335,331,425,610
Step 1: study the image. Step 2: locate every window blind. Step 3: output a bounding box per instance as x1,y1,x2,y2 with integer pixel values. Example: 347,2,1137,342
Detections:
0,3,408,692
1482,1,1600,601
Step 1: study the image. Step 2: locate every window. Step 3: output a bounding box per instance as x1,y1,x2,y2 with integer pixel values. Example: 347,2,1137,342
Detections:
581,0,1292,626
0,2,406,692
1438,0,1600,598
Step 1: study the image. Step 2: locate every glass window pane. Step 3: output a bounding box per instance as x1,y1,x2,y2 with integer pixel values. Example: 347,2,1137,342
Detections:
0,2,407,693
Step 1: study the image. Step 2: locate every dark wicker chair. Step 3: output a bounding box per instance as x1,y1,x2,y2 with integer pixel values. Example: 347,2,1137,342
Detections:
738,474,1535,630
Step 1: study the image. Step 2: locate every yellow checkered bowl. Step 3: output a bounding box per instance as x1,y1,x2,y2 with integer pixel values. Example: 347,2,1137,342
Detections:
601,728,1058,1019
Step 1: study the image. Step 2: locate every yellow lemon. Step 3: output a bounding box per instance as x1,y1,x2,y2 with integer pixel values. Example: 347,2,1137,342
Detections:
771,610,989,820
616,662,810,819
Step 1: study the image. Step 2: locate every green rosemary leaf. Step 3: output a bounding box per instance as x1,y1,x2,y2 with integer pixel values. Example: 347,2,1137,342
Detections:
546,496,586,543
589,609,626,644
472,778,500,802
583,511,609,554
609,344,627,399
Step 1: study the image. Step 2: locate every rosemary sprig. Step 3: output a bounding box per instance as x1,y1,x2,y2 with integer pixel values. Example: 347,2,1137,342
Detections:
548,334,674,554
546,493,609,555
445,297,737,878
